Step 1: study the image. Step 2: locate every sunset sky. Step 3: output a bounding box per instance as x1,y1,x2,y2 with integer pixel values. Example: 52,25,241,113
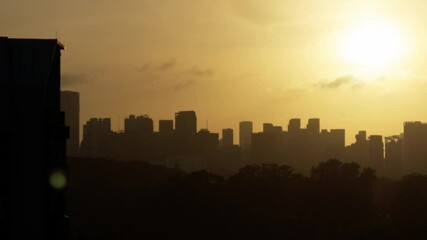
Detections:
2,0,427,144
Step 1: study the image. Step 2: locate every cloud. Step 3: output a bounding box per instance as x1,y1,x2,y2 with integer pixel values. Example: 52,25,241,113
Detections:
157,59,176,71
138,63,151,72
320,75,362,89
173,80,195,91
187,67,213,77
138,59,176,73
61,73,92,87
228,0,288,25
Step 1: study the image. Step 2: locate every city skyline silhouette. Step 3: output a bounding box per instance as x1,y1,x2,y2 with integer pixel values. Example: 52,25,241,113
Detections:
3,1,427,239
3,1,427,144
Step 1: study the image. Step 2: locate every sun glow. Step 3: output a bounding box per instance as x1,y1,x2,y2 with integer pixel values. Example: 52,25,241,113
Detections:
341,20,405,69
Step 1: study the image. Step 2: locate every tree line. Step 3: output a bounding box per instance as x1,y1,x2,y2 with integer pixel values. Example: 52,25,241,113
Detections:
68,157,427,240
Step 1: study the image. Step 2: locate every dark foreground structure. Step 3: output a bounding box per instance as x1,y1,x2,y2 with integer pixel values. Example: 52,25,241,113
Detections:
0,37,68,239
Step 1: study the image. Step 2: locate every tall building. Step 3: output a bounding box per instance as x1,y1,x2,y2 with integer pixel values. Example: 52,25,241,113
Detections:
175,111,197,138
251,132,278,164
345,130,369,168
369,135,384,174
330,129,346,148
239,121,253,153
159,120,174,136
0,37,68,239
385,135,403,179
194,129,219,158
263,123,274,133
320,129,346,161
288,118,301,135
403,122,427,174
356,131,367,143
80,118,113,158
124,114,153,136
307,118,320,135
61,91,80,156
222,128,234,147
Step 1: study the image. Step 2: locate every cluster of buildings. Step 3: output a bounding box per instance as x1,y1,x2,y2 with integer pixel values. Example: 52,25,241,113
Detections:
61,92,427,177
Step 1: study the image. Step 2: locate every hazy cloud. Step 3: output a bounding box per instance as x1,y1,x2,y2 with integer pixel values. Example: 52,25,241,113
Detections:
173,80,195,91
228,0,288,25
320,75,362,89
157,59,176,71
187,67,213,77
61,73,92,87
138,59,176,73
138,63,151,72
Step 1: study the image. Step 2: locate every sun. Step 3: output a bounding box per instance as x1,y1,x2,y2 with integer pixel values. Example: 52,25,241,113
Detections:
340,20,405,69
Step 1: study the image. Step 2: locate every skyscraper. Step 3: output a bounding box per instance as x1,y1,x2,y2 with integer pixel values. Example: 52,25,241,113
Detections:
159,120,174,136
288,118,301,135
369,135,384,174
80,118,113,158
61,91,80,156
307,118,320,135
0,37,68,239
385,135,403,179
239,121,253,151
175,111,197,138
222,128,233,147
403,121,427,174
124,115,153,136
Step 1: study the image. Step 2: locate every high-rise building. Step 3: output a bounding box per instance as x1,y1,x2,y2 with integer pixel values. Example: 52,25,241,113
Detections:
385,135,403,179
124,115,153,136
239,121,253,151
288,118,301,135
307,118,320,135
175,111,197,138
263,123,274,133
251,132,278,164
330,129,346,148
159,120,174,136
61,91,80,156
320,129,346,161
403,122,427,174
194,129,219,158
369,135,384,174
263,123,282,134
0,37,68,239
356,131,367,143
222,128,234,147
80,118,113,158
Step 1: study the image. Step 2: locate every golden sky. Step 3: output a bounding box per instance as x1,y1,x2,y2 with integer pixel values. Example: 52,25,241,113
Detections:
2,0,427,144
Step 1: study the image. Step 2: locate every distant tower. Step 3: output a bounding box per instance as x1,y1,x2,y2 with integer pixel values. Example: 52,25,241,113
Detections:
159,120,174,136
124,115,153,136
330,129,346,148
263,123,274,133
385,135,403,179
239,121,253,154
80,118,112,158
403,122,427,175
369,135,384,174
175,111,197,138
288,118,301,134
356,130,367,143
222,128,234,147
307,118,320,135
61,91,80,156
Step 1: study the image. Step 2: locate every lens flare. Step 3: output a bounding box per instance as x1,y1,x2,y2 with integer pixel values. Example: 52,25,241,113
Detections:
49,170,67,190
